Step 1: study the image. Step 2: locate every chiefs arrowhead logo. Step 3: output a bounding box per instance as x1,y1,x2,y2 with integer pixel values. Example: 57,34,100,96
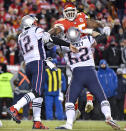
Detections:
79,18,83,22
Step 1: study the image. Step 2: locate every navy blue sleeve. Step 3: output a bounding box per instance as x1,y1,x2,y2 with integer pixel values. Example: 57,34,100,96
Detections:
50,36,70,47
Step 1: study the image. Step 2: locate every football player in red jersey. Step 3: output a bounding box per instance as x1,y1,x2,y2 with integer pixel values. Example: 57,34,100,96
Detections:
49,2,100,116
48,3,108,36
54,4,88,34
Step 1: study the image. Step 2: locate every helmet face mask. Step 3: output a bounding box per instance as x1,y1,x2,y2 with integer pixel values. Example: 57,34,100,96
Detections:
63,4,77,21
20,15,38,29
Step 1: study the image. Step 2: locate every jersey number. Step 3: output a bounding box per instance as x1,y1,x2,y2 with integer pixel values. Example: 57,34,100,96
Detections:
68,47,90,65
19,35,33,55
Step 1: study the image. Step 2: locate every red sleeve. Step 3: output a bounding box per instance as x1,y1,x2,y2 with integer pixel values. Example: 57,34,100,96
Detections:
80,12,89,19
54,19,66,32
54,20,60,26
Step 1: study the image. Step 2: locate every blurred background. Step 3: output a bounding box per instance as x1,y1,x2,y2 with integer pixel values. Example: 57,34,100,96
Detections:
0,0,126,121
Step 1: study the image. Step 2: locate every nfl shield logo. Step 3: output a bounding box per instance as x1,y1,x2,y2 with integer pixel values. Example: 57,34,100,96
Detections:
79,18,83,22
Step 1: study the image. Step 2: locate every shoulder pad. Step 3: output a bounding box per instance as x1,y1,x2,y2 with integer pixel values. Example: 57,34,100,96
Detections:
58,18,65,21
35,27,44,33
77,13,82,16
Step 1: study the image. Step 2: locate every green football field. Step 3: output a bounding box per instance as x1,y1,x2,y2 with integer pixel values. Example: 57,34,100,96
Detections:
0,120,126,131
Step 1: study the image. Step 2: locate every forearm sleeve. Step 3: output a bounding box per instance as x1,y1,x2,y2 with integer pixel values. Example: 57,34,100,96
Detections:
50,36,70,47
95,34,107,44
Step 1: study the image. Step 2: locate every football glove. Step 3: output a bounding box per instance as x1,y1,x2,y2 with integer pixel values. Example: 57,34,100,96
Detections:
42,32,51,43
58,92,64,102
45,58,57,71
85,100,94,113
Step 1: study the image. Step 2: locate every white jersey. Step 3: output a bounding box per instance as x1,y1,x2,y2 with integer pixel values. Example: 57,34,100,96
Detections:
18,26,46,64
62,35,95,70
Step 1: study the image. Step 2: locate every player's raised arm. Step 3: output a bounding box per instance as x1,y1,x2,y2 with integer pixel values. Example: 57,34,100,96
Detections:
86,19,103,28
50,36,78,53
86,18,111,36
34,25,78,53
48,26,62,35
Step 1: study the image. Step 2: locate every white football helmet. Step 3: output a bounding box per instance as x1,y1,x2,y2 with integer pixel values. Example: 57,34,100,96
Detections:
20,15,38,29
66,27,81,42
63,3,77,21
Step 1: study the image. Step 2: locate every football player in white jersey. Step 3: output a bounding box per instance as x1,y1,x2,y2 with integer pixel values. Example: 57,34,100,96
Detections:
55,27,120,130
48,2,112,124
7,15,78,129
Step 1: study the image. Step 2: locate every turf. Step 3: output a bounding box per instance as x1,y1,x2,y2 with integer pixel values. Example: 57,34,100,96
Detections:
0,120,125,131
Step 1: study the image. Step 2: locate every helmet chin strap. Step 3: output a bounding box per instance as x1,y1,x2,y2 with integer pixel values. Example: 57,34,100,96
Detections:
66,16,76,21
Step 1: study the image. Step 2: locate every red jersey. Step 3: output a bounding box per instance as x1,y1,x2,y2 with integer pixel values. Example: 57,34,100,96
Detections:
54,12,88,33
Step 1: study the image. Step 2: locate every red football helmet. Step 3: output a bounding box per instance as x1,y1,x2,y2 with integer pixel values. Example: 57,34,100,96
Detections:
63,3,77,21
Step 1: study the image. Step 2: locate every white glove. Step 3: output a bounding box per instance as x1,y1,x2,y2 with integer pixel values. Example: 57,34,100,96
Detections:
58,92,64,102
42,32,51,43
45,59,57,70
85,100,94,113
103,26,111,36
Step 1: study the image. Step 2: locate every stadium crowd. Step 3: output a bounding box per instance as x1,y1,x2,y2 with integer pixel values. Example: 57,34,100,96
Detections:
0,0,126,121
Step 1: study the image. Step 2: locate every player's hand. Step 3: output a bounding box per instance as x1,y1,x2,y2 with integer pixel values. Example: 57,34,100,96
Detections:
92,31,101,37
70,44,79,53
85,100,94,113
58,92,64,102
103,26,111,36
42,32,51,43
